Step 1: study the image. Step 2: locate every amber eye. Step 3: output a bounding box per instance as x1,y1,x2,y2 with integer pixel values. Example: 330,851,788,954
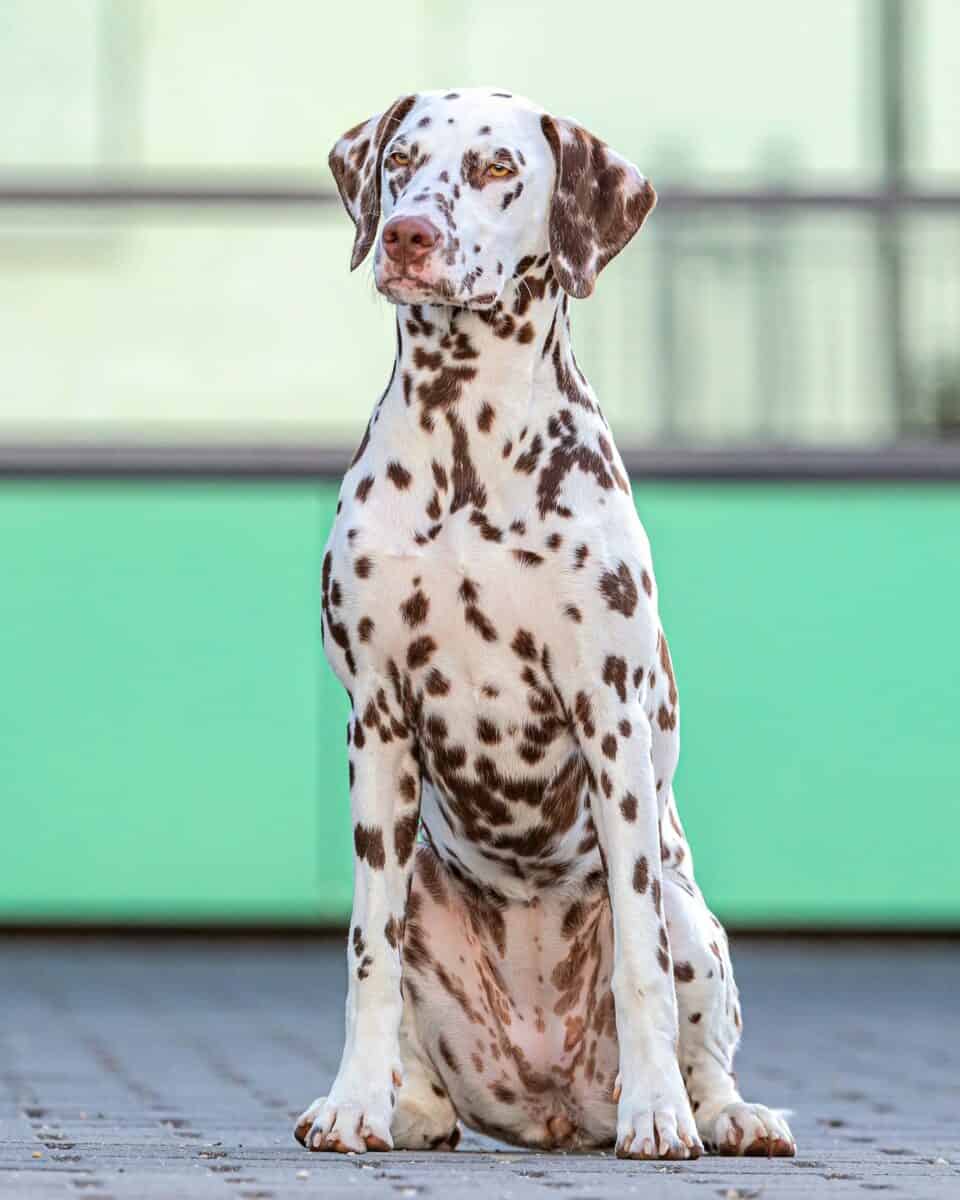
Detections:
486,161,514,179
387,151,410,168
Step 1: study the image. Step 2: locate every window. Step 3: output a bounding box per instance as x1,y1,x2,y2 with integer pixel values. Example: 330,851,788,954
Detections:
1,1,957,452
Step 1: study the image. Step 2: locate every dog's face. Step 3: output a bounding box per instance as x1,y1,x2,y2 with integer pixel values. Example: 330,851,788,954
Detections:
329,89,657,307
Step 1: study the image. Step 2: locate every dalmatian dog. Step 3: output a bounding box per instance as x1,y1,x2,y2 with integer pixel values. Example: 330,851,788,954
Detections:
294,89,796,1161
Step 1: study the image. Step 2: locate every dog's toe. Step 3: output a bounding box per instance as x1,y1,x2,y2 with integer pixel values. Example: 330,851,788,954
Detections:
708,1102,796,1157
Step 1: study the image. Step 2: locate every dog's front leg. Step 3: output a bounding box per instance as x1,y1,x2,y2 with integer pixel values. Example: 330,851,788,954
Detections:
583,702,702,1160
296,700,421,1153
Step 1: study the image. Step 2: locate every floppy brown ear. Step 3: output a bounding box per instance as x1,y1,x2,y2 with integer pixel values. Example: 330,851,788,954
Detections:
540,115,656,299
328,95,418,270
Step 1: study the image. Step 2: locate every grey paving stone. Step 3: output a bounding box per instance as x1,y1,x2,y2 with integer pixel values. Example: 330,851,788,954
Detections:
1,936,957,1198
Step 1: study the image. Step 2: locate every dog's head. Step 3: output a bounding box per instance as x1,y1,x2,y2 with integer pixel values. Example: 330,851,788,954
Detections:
329,89,656,308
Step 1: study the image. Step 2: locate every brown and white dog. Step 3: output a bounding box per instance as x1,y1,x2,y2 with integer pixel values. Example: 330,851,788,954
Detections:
294,89,796,1161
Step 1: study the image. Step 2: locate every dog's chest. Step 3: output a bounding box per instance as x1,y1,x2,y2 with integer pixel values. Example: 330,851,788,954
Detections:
324,493,581,695
323,494,599,855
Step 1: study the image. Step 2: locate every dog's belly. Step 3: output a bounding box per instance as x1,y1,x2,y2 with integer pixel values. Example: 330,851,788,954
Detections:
405,846,619,1149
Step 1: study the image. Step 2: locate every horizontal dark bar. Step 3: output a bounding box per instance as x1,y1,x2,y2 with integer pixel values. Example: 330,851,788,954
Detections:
1,442,959,481
0,180,340,207
1,924,956,938
660,186,960,212
1,179,960,211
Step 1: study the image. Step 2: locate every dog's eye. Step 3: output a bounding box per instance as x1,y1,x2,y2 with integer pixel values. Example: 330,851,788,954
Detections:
387,151,411,168
486,162,515,179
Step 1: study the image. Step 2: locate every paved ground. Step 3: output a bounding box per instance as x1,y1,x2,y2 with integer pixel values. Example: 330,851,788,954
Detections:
1,936,957,1199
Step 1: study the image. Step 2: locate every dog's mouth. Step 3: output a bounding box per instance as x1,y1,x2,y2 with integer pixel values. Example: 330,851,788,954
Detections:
378,272,453,301
376,272,498,311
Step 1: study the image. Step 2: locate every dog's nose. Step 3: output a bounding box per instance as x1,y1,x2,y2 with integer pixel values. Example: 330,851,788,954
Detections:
381,216,440,265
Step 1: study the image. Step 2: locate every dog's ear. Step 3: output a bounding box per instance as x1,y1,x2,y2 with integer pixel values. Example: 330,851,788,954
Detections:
540,115,656,299
328,95,418,270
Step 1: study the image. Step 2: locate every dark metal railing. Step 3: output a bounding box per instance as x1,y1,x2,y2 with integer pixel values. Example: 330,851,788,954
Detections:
1,179,959,211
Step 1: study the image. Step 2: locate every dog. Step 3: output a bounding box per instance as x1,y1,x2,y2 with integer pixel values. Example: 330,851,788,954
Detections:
294,89,796,1161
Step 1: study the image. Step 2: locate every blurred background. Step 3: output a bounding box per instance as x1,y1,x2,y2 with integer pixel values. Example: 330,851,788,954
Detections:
1,0,957,929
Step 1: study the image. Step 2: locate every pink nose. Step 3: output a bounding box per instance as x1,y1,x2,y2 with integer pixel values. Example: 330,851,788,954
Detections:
382,216,440,265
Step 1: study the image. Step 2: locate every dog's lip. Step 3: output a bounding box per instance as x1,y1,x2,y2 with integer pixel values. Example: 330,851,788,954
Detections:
378,271,440,293
381,272,430,286
377,273,498,311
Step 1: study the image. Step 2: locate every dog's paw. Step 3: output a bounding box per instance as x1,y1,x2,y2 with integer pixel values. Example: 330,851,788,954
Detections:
704,1102,795,1157
613,1065,703,1160
294,1087,396,1154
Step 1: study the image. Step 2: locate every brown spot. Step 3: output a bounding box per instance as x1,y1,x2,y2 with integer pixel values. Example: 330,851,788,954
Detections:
620,793,637,822
689,1011,702,1024
601,733,617,760
407,636,437,669
574,691,595,738
437,1036,460,1074
425,667,450,696
651,878,662,916
511,629,537,660
357,616,375,642
674,961,695,983
641,569,653,596
477,402,495,432
400,589,429,626
465,605,498,642
633,856,649,893
564,604,582,622
656,947,670,973
355,556,373,579
599,562,638,617
602,655,628,703
387,460,412,489
355,474,375,502
354,824,386,869
394,814,418,867
512,548,544,568
514,434,543,475
477,717,501,745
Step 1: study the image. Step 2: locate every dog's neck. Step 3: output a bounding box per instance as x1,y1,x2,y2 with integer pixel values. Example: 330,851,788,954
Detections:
387,268,591,440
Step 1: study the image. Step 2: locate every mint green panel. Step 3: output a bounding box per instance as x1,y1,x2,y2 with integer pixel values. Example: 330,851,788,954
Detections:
0,481,957,926
0,482,349,922
639,484,959,927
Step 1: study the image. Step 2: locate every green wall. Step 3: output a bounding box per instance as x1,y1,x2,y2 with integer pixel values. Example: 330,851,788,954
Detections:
1,480,957,927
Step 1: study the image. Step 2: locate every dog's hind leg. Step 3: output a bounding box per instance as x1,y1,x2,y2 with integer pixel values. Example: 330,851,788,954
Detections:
663,869,796,1156
390,993,461,1150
